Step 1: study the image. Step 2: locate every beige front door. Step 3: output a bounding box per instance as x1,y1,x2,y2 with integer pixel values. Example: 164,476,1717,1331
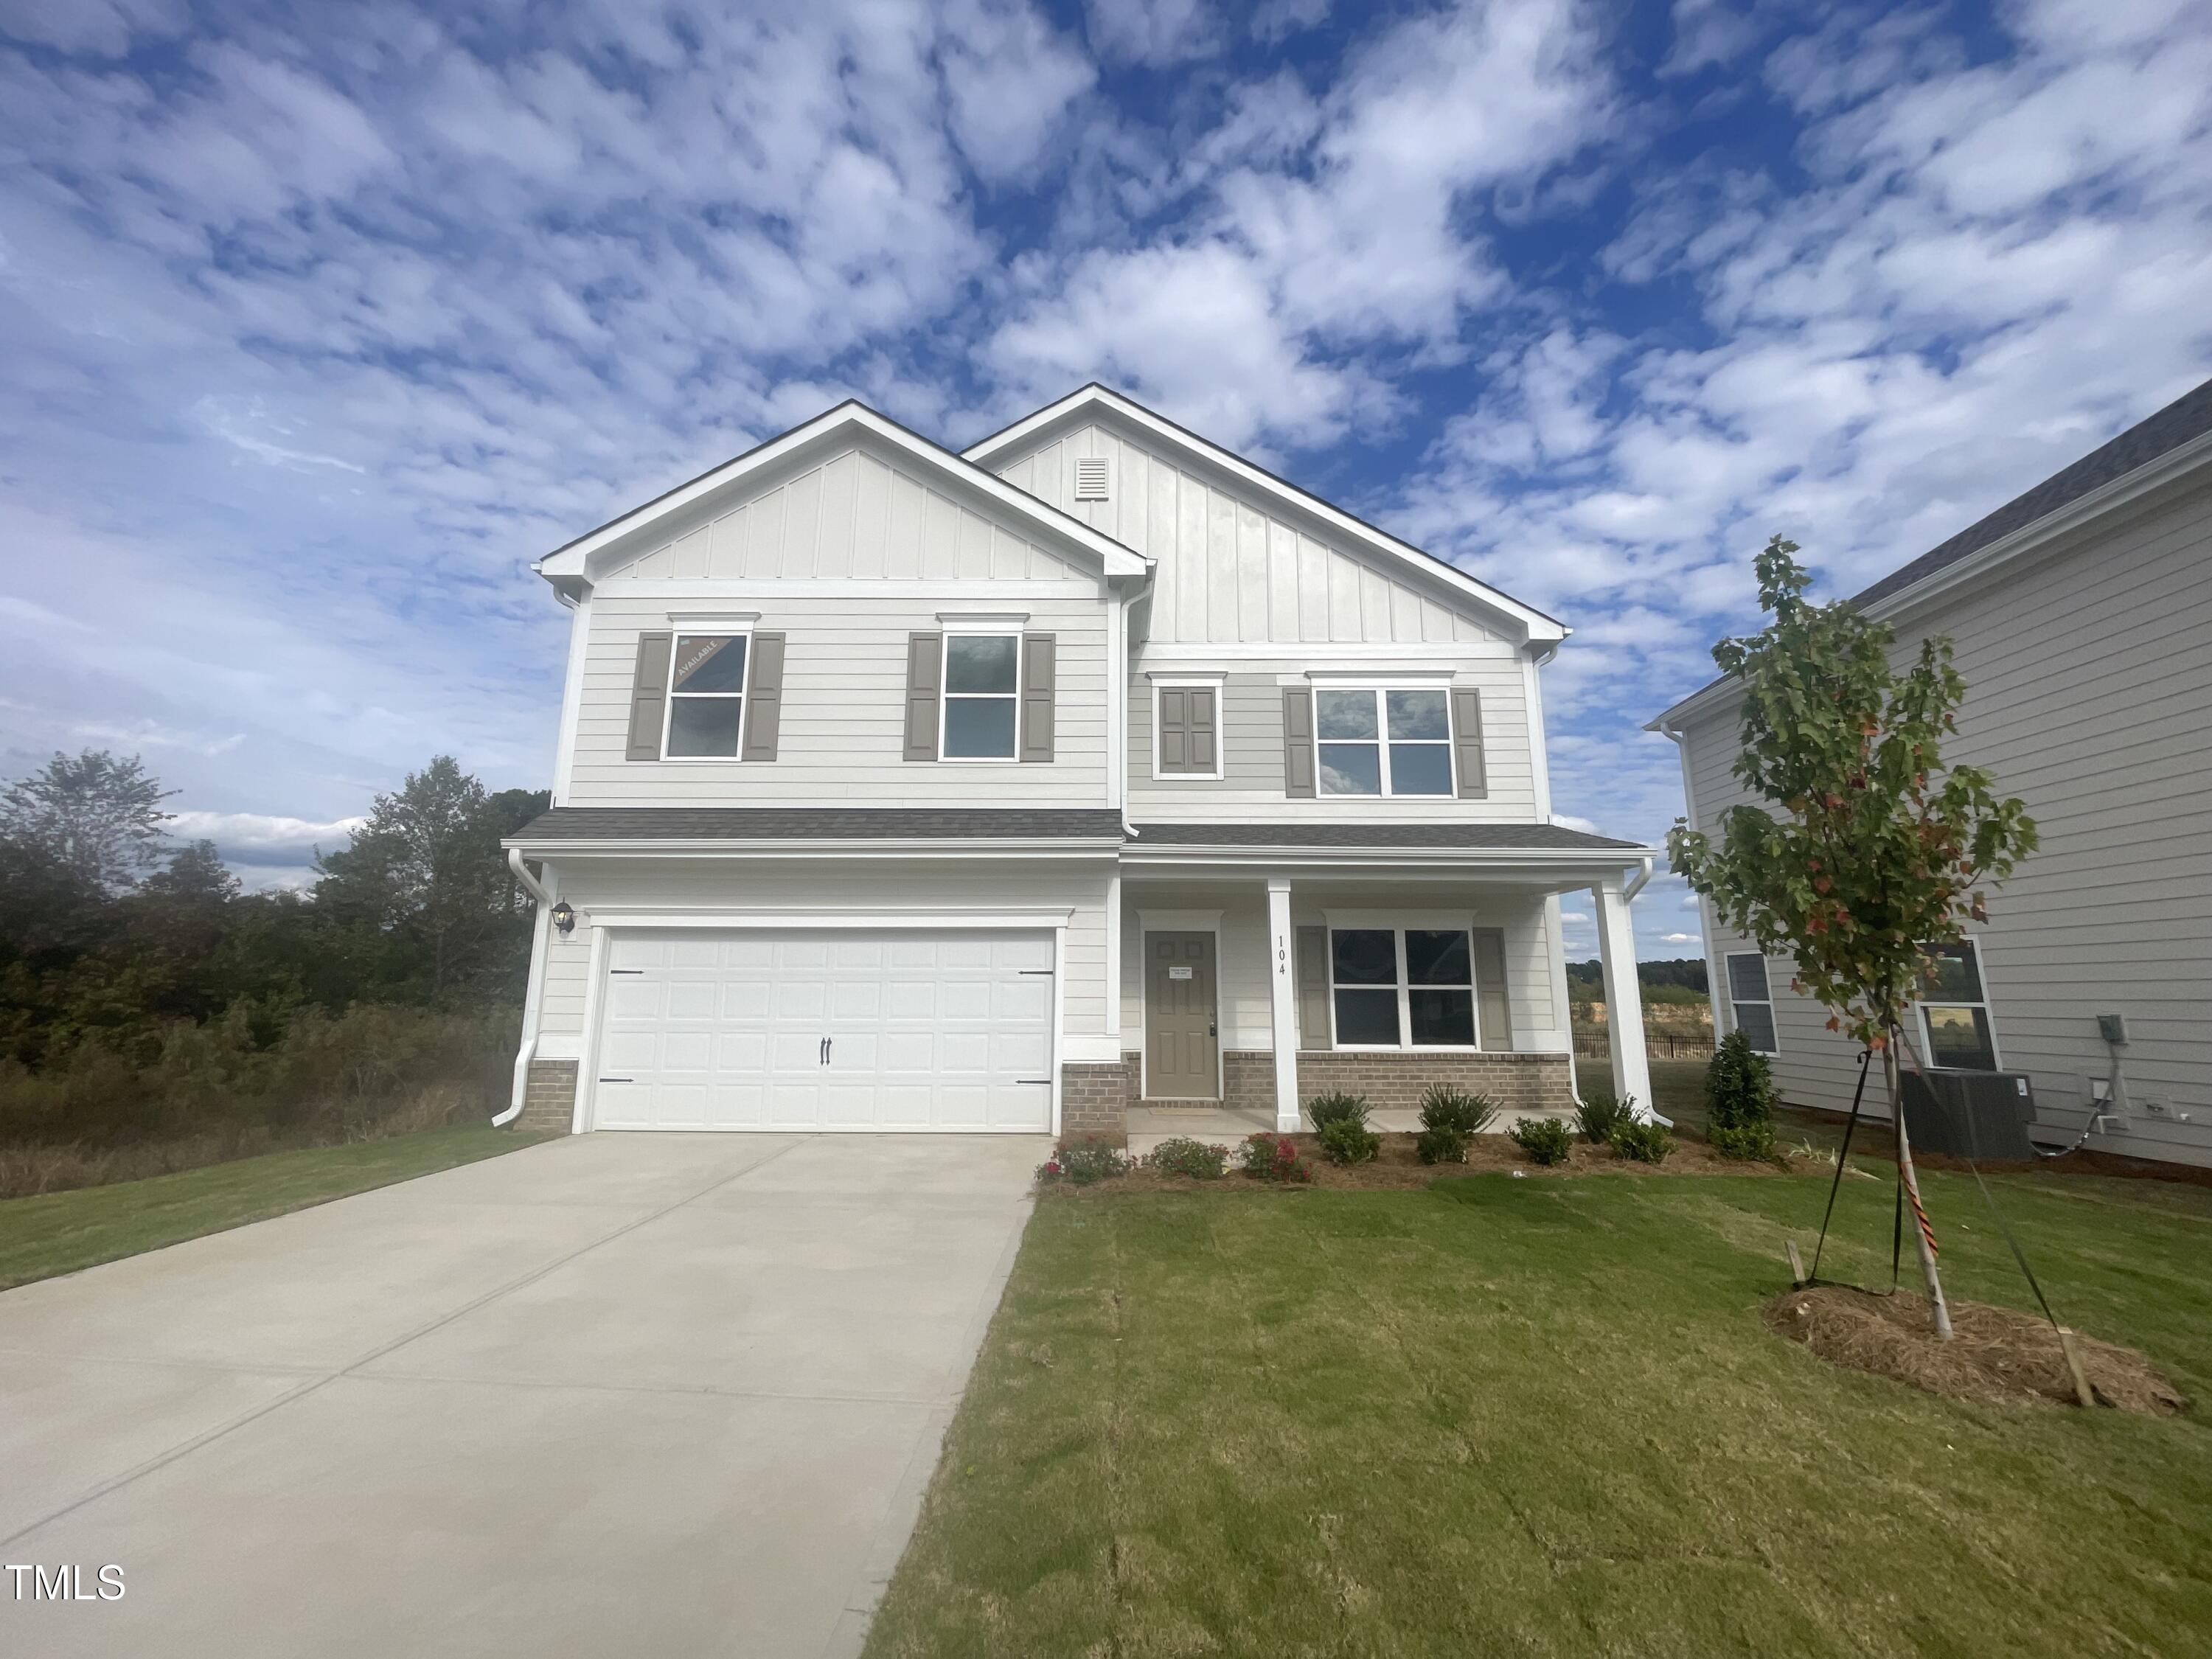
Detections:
1145,932,1217,1099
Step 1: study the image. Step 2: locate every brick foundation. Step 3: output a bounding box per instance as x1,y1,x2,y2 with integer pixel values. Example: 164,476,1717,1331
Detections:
515,1059,578,1133
1222,1049,1573,1117
1060,1059,1133,1140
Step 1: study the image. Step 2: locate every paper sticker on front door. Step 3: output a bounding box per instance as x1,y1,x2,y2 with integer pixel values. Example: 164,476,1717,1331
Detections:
1169,965,1192,980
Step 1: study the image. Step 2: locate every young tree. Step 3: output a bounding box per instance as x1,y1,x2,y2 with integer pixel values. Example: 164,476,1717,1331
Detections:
1669,537,2037,1338
0,751,175,892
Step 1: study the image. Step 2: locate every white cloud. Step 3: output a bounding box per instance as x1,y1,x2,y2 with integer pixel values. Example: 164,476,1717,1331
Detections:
1660,931,1699,944
1085,0,1221,66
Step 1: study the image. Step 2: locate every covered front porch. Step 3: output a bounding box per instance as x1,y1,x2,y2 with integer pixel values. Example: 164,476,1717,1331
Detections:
1086,825,1660,1150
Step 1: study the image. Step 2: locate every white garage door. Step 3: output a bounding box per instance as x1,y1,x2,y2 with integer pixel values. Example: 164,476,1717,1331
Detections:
591,929,1055,1133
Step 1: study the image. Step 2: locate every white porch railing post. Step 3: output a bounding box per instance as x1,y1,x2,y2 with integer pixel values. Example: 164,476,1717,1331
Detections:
1266,877,1301,1133
1594,876,1655,1118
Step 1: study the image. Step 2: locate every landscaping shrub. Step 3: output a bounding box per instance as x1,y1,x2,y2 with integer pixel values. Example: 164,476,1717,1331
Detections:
1317,1118,1381,1166
1705,1030,1779,1160
1146,1136,1228,1180
1508,1116,1573,1165
1237,1133,1312,1183
1037,1140,1130,1186
1414,1125,1469,1165
1306,1092,1371,1132
1419,1085,1497,1136
1610,1118,1675,1164
1575,1088,1635,1143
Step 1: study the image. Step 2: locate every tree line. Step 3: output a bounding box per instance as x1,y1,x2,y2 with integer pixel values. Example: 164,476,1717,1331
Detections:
0,750,545,1071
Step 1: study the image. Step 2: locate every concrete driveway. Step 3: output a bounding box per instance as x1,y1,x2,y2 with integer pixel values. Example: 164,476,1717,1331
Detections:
0,1133,1040,1657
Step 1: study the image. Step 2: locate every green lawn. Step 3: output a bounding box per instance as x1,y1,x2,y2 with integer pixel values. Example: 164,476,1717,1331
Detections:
866,1163,2212,1657
0,1124,550,1291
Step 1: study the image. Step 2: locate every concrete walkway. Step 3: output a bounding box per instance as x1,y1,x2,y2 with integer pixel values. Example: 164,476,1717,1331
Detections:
0,1133,1041,1658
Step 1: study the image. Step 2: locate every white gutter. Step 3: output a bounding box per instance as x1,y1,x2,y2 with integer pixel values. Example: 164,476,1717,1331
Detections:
503,838,1127,858
1622,854,1655,902
497,850,557,1127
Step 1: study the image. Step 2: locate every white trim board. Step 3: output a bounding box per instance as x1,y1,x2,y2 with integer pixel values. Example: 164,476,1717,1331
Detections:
964,385,1565,644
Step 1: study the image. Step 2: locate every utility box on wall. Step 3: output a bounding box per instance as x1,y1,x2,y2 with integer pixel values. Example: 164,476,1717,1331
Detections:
1899,1069,2040,1161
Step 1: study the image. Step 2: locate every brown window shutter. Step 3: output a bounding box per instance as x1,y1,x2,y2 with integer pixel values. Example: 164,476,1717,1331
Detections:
625,631,672,760
1451,686,1487,799
1281,687,1315,798
1295,924,1329,1047
1188,685,1216,774
740,632,784,762
903,632,942,761
1470,927,1512,1051
1020,633,1055,762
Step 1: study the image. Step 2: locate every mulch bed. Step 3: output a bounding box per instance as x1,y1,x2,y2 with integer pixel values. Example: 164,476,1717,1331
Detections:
1039,1130,1803,1197
1765,1285,2186,1414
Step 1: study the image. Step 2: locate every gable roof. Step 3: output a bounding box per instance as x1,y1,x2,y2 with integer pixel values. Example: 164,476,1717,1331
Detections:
535,400,1150,588
1651,373,2212,730
1851,375,2212,610
963,383,1567,644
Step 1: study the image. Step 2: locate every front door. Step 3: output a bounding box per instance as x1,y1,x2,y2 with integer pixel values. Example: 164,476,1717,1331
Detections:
1145,931,1217,1099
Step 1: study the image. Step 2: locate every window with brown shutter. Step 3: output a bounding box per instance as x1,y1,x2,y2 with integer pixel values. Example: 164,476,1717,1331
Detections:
1154,680,1221,779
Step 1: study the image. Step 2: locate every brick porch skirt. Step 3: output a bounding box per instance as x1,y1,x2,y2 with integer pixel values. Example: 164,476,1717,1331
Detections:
1060,1049,1573,1137
514,1059,578,1133
1225,1050,1573,1116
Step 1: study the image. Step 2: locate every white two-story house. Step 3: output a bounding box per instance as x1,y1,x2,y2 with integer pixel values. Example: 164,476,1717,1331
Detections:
501,386,1660,1142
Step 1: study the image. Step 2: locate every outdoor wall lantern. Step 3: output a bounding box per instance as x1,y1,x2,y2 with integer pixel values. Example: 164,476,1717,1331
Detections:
551,900,576,936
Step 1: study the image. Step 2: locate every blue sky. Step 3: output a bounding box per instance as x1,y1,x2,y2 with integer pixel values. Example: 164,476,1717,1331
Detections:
3,0,2208,958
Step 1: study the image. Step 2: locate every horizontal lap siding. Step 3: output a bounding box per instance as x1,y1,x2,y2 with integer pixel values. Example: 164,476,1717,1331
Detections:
1127,662,1540,821
530,860,1113,1056
1682,478,2212,1164
568,593,1110,805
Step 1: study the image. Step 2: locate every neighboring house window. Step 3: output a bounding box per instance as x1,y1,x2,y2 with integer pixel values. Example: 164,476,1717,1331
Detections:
1726,953,1778,1054
664,633,750,758
1153,679,1222,779
1329,927,1478,1047
1919,940,2000,1070
942,632,1020,759
1315,688,1453,796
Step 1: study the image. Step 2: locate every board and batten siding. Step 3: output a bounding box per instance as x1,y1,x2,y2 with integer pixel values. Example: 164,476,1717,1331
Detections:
606,445,1088,582
532,860,1114,1059
1118,883,1568,1056
566,591,1109,805
1127,658,1537,821
1681,475,2212,1166
992,420,1497,646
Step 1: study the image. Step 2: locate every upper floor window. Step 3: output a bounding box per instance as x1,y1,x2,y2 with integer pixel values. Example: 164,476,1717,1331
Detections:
1317,687,1453,796
1153,678,1222,779
665,633,750,758
942,632,1020,759
1919,940,1998,1070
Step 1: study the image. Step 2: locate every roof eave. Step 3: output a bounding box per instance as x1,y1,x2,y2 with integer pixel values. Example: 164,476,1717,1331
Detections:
964,384,1568,645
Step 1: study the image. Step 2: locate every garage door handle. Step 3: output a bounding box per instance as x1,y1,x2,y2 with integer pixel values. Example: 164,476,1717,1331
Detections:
609,969,644,975
599,1077,633,1083
820,1037,831,1065
1019,969,1054,975
1019,1079,1051,1085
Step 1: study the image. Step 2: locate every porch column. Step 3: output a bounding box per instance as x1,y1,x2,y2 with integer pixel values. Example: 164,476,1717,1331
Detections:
1593,875,1655,1119
1266,877,1301,1132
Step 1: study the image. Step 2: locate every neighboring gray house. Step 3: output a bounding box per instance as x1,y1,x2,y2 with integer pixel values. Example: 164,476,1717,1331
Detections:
499,386,1661,1141
1652,377,2212,1168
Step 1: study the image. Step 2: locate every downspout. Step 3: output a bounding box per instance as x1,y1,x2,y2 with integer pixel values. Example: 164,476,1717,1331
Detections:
497,848,556,1127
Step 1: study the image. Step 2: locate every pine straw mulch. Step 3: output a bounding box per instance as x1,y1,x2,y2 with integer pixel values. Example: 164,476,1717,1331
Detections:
1765,1284,2187,1415
1040,1129,1805,1197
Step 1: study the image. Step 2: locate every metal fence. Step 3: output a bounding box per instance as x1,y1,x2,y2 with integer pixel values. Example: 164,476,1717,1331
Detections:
1573,1032,1714,1061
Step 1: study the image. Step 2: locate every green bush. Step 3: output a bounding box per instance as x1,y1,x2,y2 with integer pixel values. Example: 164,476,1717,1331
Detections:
1418,1085,1497,1135
1146,1136,1228,1179
1705,1031,1780,1159
1317,1118,1381,1166
1508,1116,1573,1165
1306,1092,1371,1132
1414,1125,1469,1165
1038,1140,1130,1186
1610,1118,1675,1164
1237,1133,1312,1183
1574,1089,1635,1143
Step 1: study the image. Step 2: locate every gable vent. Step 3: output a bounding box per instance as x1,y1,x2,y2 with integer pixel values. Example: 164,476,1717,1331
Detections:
1073,456,1110,501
